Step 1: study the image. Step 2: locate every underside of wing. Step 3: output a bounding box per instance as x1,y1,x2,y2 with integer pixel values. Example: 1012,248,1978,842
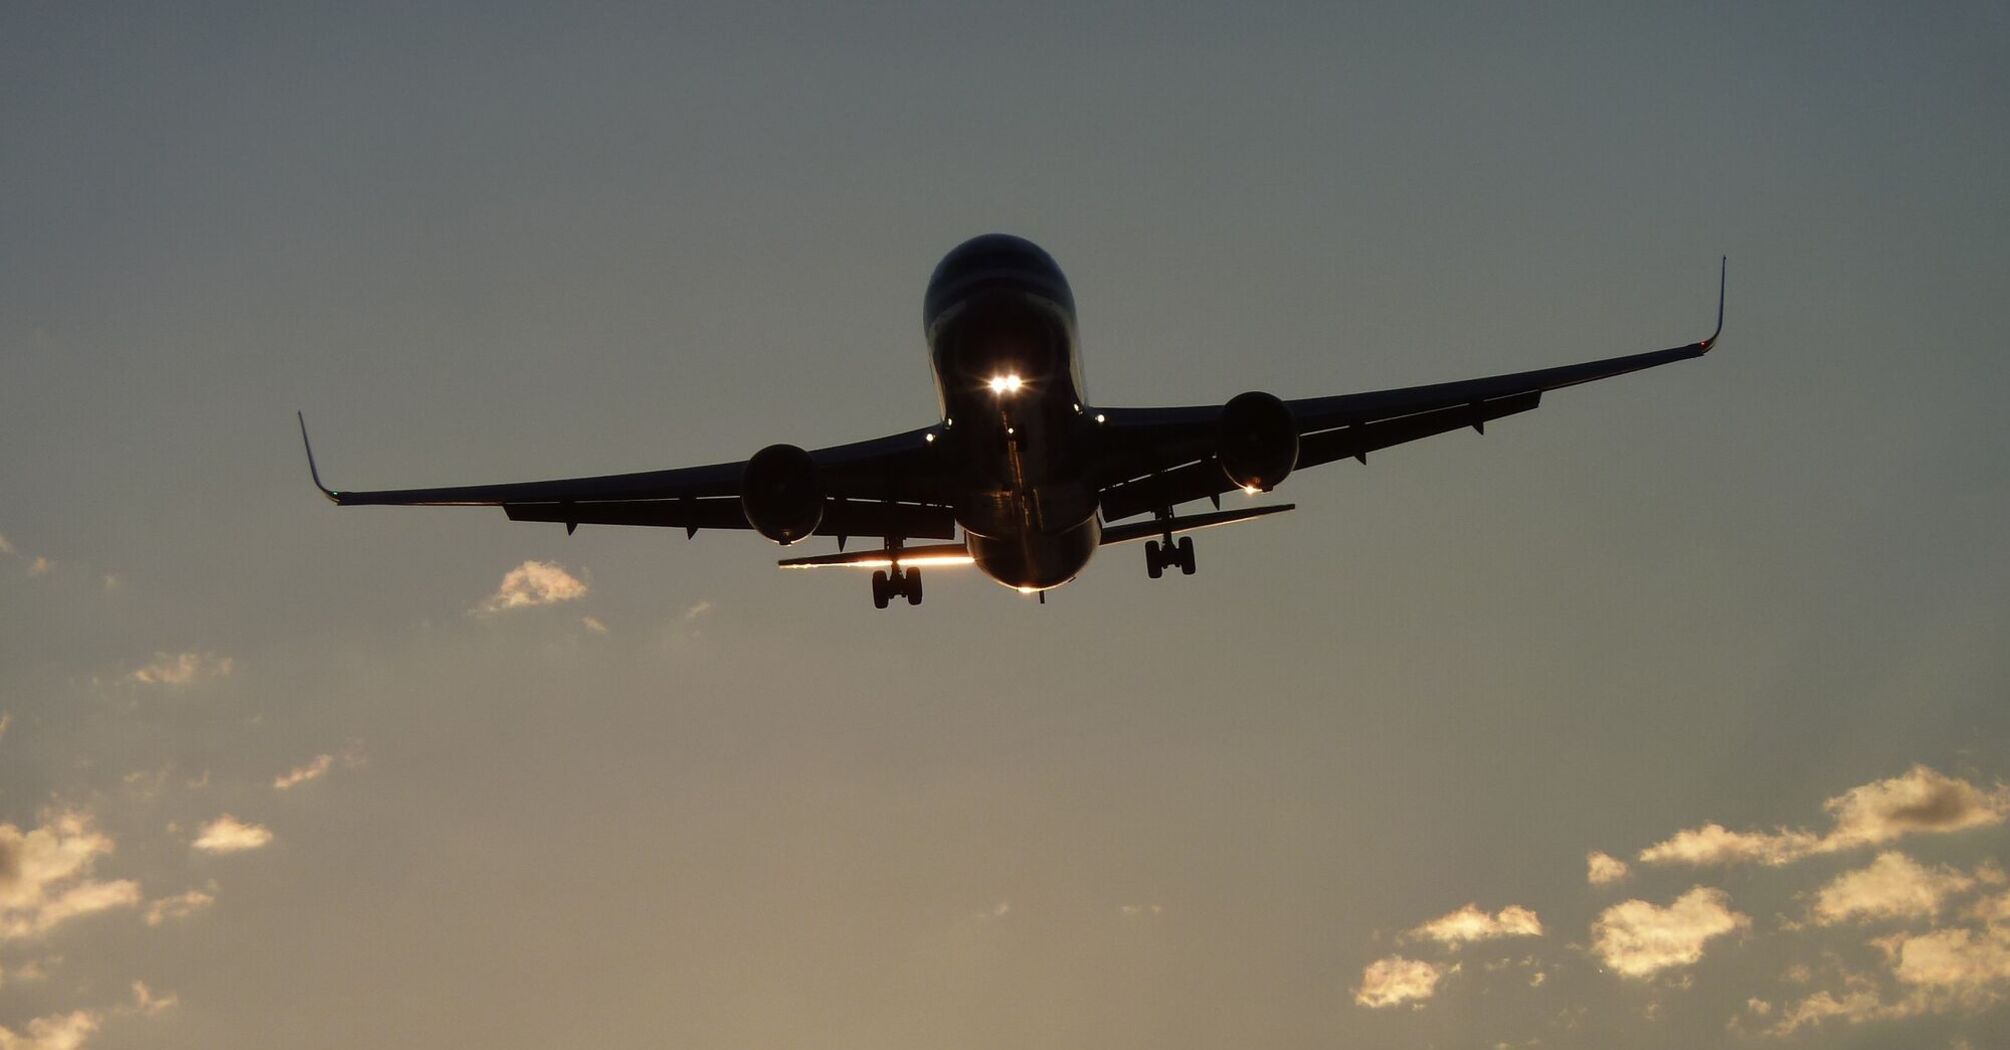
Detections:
299,415,957,538
1093,259,1724,520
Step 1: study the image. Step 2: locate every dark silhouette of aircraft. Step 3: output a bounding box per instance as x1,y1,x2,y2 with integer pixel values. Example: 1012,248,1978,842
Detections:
301,234,1723,607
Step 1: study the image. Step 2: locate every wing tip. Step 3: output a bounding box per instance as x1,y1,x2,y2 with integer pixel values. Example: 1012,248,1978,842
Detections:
297,411,340,503
1698,256,1727,351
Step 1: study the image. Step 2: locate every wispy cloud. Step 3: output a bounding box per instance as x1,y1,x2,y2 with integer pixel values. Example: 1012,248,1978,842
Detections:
1587,850,1630,886
476,560,588,614
1809,852,1997,926
0,1009,101,1050
580,615,608,634
0,811,143,942
129,980,177,1016
272,754,333,790
1405,903,1543,947
26,556,52,577
143,888,215,927
1590,886,1749,979
125,651,234,687
1355,956,1454,1008
0,533,13,556
191,815,271,854
1639,766,2007,868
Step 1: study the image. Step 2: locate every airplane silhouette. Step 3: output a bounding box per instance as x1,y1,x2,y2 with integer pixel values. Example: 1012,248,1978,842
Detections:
302,234,1723,607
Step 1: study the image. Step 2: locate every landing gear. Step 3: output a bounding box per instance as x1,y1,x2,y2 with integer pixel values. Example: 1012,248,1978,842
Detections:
1144,536,1197,578
871,567,923,609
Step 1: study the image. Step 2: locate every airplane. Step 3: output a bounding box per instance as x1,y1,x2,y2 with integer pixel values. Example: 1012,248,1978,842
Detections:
300,234,1724,608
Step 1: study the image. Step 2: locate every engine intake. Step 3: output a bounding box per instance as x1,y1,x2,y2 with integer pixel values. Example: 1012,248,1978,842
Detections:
740,443,824,544
1216,391,1299,492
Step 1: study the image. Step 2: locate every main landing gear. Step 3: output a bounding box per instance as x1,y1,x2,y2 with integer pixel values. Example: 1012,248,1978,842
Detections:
1144,536,1196,579
871,567,923,609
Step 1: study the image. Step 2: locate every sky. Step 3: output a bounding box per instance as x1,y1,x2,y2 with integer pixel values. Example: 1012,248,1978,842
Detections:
3,3,2008,1048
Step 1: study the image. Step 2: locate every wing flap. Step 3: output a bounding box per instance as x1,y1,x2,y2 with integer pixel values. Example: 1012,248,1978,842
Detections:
504,497,957,539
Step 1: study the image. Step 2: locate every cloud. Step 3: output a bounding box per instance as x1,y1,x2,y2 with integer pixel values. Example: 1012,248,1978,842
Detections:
0,534,13,555
26,557,52,577
143,888,214,926
580,615,608,634
0,811,142,941
1822,765,2010,851
1883,923,2010,1000
1406,903,1543,947
273,754,333,790
1118,903,1164,917
1355,956,1454,1008
192,815,271,854
682,599,713,621
1638,766,2007,868
1810,852,1994,926
1590,886,1750,979
1637,824,1818,867
129,981,177,1016
0,1010,100,1050
476,560,588,613
1587,850,1630,886
0,713,10,745
126,651,233,687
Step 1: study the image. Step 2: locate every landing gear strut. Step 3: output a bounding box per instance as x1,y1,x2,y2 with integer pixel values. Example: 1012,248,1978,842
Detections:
871,567,923,608
1144,536,1196,579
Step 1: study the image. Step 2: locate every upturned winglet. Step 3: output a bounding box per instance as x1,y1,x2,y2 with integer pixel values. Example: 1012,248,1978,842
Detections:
297,411,339,503
1699,256,1727,351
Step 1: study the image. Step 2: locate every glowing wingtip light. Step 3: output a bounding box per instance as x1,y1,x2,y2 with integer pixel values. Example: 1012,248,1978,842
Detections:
1243,485,1261,495
1017,586,1039,594
988,374,1024,395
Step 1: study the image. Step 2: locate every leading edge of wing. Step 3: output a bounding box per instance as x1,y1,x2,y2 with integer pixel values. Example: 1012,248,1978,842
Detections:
295,416,939,507
1097,257,1726,435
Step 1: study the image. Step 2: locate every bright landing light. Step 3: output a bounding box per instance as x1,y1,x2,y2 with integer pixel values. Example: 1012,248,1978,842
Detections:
988,374,1023,395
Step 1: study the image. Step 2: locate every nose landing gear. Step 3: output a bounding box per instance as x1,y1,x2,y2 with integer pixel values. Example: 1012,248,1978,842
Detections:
1144,536,1196,579
871,567,923,609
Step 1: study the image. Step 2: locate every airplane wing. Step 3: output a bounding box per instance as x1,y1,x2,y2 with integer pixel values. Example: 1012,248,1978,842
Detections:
1095,259,1725,522
297,416,960,540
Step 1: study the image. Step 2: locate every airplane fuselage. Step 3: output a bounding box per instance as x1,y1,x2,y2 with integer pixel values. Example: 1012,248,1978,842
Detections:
924,234,1101,591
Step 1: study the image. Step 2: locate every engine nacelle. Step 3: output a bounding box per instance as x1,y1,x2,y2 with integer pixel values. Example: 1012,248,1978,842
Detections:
1216,391,1299,492
740,443,824,545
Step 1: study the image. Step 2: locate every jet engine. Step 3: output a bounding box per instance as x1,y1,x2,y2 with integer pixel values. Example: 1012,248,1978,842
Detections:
1216,391,1299,492
739,443,824,544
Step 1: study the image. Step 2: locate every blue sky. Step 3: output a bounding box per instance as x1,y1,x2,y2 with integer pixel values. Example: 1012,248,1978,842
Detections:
3,4,2007,1048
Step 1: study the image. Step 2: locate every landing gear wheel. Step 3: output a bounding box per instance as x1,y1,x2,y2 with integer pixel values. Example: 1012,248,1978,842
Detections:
905,568,924,606
1178,536,1196,575
871,570,890,609
1145,540,1163,579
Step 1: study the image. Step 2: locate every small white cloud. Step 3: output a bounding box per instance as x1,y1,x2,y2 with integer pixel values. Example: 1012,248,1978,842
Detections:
1588,850,1631,886
0,533,13,555
0,811,143,941
1590,886,1750,979
130,980,177,1015
26,556,52,577
0,1009,101,1050
1810,851,1992,926
1406,903,1543,947
974,901,1010,921
1884,923,2010,998
477,560,588,614
1822,765,2010,851
1638,767,2008,869
0,713,10,745
126,651,233,687
1355,956,1454,1008
1637,823,1817,867
143,888,215,926
580,615,608,634
272,754,333,791
1118,903,1164,917
192,815,271,854
682,599,713,621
